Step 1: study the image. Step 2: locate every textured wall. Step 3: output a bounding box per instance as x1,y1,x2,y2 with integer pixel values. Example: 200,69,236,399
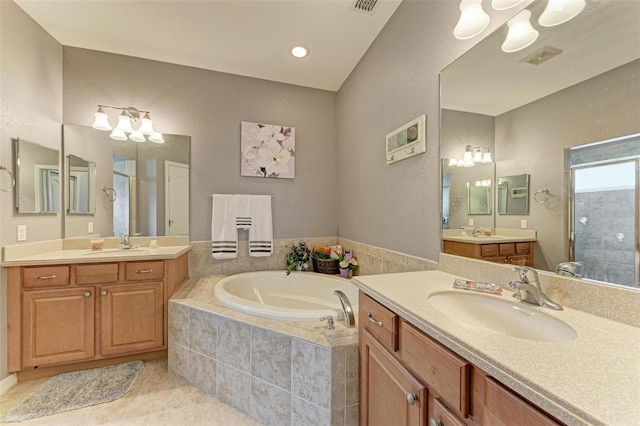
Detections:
335,0,531,260
0,1,63,381
62,47,338,242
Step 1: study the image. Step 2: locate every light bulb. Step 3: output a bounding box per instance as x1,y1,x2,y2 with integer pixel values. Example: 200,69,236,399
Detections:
448,158,458,166
110,129,128,141
454,0,490,40
539,0,585,27
138,113,155,135
463,159,475,167
291,45,309,58
491,0,525,10
92,107,112,131
502,10,539,53
473,149,483,162
115,111,134,133
148,133,165,144
482,151,493,163
129,130,146,143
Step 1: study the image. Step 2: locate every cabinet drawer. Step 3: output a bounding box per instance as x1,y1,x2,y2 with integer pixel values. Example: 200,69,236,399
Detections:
76,263,119,285
484,377,561,425
480,244,499,258
125,261,164,281
399,320,470,418
433,398,465,426
23,266,70,289
498,243,515,256
515,242,530,255
359,292,399,352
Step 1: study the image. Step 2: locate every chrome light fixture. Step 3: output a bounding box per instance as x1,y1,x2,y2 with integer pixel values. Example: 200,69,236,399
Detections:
449,145,493,167
91,105,163,143
454,0,490,40
539,0,585,27
501,10,539,53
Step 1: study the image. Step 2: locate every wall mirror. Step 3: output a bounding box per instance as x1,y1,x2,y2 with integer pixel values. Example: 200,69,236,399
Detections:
66,154,96,214
63,125,190,238
13,138,61,214
497,174,529,215
440,0,640,289
442,160,494,229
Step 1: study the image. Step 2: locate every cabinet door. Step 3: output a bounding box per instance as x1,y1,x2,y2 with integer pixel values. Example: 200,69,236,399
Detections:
99,281,163,356
484,377,561,426
22,288,95,367
360,329,427,426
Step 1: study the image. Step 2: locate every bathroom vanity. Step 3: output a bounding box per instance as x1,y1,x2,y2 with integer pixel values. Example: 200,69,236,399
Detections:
3,242,190,380
441,230,536,267
353,270,640,426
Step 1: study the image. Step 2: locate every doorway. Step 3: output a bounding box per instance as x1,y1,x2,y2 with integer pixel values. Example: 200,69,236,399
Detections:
164,161,189,236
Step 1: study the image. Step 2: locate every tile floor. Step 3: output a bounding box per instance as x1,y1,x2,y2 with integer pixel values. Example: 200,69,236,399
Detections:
0,360,260,426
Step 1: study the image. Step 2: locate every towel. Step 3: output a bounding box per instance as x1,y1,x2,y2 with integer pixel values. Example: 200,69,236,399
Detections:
211,194,238,259
249,195,273,257
235,194,252,229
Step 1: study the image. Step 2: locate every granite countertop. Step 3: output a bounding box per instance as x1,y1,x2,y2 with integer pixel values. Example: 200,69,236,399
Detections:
441,235,537,243
352,270,640,426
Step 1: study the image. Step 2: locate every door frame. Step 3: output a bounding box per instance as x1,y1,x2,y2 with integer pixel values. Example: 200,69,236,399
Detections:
164,160,189,236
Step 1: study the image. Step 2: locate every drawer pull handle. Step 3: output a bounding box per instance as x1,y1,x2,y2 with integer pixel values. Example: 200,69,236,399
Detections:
368,313,383,327
136,269,153,274
429,418,443,426
100,290,107,296
36,275,56,280
406,392,418,405
485,249,494,252
84,291,91,298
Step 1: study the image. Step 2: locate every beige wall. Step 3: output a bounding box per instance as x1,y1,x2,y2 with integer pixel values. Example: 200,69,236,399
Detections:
0,1,63,381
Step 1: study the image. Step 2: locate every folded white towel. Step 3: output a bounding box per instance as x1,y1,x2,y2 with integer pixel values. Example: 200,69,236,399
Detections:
235,194,252,229
211,194,238,259
249,195,273,257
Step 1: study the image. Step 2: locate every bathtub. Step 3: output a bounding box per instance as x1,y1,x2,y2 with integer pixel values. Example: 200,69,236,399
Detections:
214,270,360,321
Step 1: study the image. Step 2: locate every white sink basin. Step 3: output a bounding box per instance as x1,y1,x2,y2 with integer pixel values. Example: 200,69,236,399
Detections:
83,248,145,255
428,291,577,342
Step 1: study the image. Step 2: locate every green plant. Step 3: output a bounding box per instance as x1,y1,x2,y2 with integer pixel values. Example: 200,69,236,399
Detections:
285,241,311,275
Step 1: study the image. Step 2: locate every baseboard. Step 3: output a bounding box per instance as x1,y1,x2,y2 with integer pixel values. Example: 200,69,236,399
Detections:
0,373,18,395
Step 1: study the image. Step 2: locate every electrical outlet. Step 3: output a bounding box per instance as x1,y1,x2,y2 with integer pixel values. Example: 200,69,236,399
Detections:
468,219,474,226
88,221,94,234
17,225,27,241
521,219,528,229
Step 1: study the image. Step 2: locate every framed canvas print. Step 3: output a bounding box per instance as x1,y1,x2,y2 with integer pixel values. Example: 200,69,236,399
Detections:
241,121,295,179
386,115,426,164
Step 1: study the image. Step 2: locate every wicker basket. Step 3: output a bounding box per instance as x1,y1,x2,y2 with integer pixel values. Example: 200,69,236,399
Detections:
312,257,340,274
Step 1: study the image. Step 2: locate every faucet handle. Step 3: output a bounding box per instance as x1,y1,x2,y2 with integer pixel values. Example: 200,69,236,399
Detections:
512,266,538,284
319,316,335,330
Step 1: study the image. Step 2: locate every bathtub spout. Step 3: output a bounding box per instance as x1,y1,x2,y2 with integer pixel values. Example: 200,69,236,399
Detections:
333,290,356,328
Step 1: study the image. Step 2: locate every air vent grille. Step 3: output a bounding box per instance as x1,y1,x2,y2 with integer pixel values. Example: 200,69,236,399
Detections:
520,46,564,66
351,0,378,14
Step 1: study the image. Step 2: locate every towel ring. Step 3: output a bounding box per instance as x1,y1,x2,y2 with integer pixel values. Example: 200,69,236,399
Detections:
534,188,550,204
101,186,117,202
0,166,15,192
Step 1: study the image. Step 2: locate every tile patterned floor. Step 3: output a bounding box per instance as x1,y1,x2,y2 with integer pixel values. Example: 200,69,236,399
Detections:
0,360,261,426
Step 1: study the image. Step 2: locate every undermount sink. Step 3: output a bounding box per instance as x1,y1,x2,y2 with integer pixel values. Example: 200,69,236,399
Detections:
83,248,145,255
428,291,577,342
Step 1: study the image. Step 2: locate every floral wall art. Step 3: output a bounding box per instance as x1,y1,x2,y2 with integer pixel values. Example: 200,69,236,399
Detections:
241,121,295,179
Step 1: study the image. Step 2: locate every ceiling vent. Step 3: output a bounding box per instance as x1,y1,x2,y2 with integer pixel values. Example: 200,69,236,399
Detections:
351,0,378,14
519,46,564,66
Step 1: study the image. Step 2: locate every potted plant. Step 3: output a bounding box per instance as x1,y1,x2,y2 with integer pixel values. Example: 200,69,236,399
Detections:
339,249,358,278
285,241,311,275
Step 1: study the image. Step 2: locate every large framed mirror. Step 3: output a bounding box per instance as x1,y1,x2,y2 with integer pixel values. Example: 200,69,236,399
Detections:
13,138,61,214
440,0,640,289
63,125,190,238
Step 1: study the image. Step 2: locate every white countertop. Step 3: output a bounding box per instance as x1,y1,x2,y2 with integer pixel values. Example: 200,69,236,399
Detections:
441,235,537,243
1,246,191,267
352,270,640,426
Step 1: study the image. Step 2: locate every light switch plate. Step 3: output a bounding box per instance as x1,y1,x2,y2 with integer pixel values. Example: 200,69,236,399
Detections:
521,220,528,229
468,219,474,226
88,221,94,233
17,225,26,241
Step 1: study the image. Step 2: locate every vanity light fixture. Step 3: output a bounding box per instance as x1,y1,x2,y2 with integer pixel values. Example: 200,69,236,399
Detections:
291,45,310,58
501,10,539,53
491,0,525,10
91,105,164,143
538,0,585,27
449,145,493,167
454,0,490,40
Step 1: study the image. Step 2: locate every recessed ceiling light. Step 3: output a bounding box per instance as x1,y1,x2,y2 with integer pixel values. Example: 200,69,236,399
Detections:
291,45,309,58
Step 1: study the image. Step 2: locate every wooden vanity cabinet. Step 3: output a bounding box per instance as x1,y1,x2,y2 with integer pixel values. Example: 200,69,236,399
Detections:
442,240,534,266
7,254,188,378
358,291,564,426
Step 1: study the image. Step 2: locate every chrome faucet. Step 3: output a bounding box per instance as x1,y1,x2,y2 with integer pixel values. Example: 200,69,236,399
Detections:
509,266,563,311
556,262,582,278
120,234,136,249
471,226,481,237
333,290,356,327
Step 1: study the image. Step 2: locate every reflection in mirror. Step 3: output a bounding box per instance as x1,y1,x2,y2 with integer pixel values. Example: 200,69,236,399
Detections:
63,125,190,238
440,0,640,289
442,160,494,229
13,138,60,214
468,182,492,215
66,154,96,214
497,174,529,215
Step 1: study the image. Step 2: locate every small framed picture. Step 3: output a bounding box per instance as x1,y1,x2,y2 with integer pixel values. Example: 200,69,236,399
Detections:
386,115,426,164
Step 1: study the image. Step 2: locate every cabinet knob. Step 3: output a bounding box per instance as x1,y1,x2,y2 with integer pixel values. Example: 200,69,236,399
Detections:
406,392,418,405
83,291,91,298
100,290,107,296
429,418,443,426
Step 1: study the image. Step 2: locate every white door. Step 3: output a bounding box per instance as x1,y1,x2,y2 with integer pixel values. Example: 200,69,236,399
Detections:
165,161,189,236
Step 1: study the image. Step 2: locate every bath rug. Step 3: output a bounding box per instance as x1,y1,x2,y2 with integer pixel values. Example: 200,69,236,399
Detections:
2,360,143,422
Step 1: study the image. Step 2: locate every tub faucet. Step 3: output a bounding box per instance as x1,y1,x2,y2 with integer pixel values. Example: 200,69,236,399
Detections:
333,291,356,327
509,266,563,311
